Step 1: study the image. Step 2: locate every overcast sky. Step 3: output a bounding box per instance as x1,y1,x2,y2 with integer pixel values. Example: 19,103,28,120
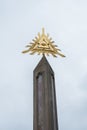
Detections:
0,0,87,130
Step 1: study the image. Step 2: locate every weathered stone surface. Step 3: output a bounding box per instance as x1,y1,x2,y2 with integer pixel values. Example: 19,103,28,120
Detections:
33,55,58,130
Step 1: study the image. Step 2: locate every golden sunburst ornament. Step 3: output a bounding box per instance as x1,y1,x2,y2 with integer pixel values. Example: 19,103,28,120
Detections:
22,28,65,57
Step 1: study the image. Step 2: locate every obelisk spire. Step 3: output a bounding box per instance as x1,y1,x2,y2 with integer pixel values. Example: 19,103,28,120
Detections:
33,55,58,130
22,28,65,130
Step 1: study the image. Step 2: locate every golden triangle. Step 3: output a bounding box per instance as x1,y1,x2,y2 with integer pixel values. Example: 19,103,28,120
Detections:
22,28,65,57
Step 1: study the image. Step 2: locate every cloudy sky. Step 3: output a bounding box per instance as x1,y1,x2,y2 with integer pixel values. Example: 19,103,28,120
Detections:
0,0,87,130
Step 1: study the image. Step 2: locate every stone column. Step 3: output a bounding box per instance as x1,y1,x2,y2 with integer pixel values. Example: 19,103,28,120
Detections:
33,55,58,130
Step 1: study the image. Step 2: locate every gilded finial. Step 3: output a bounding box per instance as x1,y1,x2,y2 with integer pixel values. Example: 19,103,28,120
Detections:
22,28,65,57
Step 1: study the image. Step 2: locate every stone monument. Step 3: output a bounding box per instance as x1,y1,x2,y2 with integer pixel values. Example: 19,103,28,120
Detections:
22,28,65,130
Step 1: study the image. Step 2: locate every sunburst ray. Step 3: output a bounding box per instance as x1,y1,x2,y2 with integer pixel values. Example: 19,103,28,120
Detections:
22,28,65,57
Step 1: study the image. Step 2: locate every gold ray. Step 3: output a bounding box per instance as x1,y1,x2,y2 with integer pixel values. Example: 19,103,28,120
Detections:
22,28,65,57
